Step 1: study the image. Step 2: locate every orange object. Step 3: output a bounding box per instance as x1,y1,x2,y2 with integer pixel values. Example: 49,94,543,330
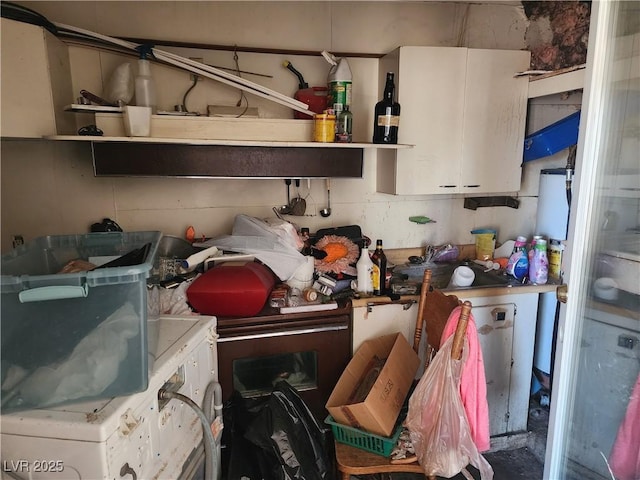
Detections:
495,257,509,269
185,226,196,243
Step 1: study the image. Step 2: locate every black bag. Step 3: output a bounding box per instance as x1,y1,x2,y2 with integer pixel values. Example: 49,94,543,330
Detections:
223,381,334,480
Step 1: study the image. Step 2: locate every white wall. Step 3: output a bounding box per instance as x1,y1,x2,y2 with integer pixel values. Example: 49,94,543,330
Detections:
1,1,573,253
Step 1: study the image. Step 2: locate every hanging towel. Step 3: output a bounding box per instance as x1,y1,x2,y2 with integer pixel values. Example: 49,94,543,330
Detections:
441,306,491,452
610,372,640,480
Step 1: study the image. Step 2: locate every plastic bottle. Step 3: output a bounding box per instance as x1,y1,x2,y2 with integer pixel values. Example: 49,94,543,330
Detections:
135,50,157,113
506,236,529,281
529,239,549,285
528,235,543,264
321,51,352,113
356,245,374,295
336,105,353,143
371,239,388,296
372,72,401,144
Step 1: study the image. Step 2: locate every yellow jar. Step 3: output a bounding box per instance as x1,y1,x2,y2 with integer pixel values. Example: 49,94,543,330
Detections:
314,113,336,143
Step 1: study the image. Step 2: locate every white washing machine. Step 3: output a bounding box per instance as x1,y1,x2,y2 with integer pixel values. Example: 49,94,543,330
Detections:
1,315,219,480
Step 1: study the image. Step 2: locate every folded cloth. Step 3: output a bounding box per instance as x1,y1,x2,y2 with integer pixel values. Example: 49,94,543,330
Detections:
441,306,491,452
610,372,640,480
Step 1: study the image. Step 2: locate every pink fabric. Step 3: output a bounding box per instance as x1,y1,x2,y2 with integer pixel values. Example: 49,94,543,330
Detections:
440,306,491,452
610,372,640,480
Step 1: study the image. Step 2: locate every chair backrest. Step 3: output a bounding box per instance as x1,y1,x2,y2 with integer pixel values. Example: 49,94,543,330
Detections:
412,269,472,365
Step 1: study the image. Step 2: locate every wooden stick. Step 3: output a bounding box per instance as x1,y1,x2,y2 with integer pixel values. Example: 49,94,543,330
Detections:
451,301,472,360
413,269,432,352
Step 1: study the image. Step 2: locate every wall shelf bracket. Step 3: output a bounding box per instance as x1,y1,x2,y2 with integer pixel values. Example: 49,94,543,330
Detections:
464,196,520,210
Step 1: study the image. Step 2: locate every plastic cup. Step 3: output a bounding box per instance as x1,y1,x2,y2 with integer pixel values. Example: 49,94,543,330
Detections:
123,106,152,137
448,266,475,288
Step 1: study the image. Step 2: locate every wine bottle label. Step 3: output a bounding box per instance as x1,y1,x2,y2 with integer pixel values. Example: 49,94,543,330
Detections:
377,114,400,127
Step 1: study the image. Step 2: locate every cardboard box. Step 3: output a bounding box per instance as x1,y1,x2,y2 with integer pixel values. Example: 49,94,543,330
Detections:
326,333,420,437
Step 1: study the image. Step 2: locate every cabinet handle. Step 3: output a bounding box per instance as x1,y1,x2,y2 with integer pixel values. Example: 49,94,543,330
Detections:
439,185,457,188
463,185,481,188
618,335,638,349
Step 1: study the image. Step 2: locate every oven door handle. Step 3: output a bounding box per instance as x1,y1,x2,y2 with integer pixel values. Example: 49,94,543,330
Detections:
217,324,348,343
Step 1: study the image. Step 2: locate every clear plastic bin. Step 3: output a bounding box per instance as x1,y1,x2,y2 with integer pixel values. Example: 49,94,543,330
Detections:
1,231,161,412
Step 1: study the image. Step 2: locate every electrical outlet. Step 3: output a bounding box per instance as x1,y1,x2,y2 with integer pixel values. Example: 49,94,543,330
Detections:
12,235,24,248
189,57,204,81
158,365,185,410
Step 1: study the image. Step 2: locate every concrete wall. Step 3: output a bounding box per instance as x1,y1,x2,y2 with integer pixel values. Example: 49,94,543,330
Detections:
1,1,575,253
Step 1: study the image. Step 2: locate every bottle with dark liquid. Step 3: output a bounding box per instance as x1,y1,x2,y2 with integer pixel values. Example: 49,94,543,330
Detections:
371,239,387,296
372,72,400,144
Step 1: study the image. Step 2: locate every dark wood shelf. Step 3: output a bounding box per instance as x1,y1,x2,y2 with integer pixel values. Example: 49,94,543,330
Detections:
91,141,364,178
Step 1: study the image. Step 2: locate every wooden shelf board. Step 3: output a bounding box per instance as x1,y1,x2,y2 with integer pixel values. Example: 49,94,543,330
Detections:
46,135,413,149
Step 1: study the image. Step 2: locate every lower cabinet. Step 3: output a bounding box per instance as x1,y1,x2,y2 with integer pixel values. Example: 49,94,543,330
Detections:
351,291,539,437
567,308,639,478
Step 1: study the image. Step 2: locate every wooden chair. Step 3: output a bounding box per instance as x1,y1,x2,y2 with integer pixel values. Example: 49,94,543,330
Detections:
334,269,472,480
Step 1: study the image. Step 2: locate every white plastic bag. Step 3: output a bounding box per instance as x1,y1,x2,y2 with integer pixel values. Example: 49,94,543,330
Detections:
13,302,139,407
196,215,305,281
405,335,494,480
105,62,134,106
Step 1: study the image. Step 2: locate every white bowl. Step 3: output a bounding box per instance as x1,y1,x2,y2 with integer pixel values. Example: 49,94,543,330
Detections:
593,277,618,301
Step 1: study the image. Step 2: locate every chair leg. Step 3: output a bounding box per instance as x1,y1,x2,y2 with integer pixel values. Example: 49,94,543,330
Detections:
341,472,350,480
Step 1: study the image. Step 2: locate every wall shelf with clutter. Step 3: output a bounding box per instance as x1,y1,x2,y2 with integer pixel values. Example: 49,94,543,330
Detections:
47,135,412,179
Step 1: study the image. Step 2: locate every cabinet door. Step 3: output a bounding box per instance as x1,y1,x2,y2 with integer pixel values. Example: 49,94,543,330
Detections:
0,19,75,138
469,301,516,437
377,47,466,195
377,47,529,195
461,49,530,193
568,316,639,477
352,302,433,376
352,303,419,353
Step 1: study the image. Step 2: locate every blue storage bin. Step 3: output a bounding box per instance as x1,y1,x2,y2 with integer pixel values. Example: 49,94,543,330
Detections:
1,231,161,412
523,110,581,162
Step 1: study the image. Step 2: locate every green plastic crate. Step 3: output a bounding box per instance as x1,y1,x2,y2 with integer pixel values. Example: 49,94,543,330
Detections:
325,415,403,457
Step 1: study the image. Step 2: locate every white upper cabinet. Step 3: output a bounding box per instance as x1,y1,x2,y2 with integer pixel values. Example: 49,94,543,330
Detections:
376,46,530,195
1,19,75,138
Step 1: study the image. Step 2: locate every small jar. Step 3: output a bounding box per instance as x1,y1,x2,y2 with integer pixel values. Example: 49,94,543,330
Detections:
314,113,336,143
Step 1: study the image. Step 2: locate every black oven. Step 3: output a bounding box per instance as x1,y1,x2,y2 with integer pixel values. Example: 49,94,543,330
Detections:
216,304,351,420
